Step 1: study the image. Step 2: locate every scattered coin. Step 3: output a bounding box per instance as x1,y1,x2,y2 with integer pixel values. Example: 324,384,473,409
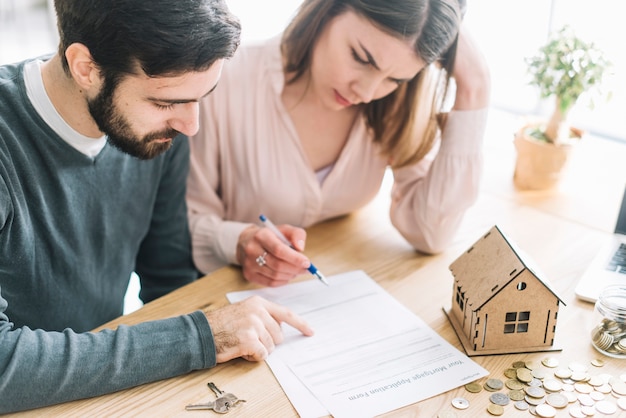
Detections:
580,405,596,416
590,358,605,367
612,380,626,396
464,382,482,393
451,397,469,410
524,360,536,370
514,400,530,411
535,403,557,417
532,368,547,379
546,392,568,408
599,373,613,383
577,393,594,407
484,378,504,391
508,389,525,401
542,378,562,392
562,391,577,403
589,390,604,401
570,371,589,382
588,375,604,387
524,394,545,406
489,392,510,406
568,362,587,373
574,382,592,394
542,357,559,368
595,400,617,414
505,379,524,390
486,403,504,416
525,385,546,399
595,384,611,395
554,368,572,379
568,406,586,418
516,368,533,383
471,358,625,418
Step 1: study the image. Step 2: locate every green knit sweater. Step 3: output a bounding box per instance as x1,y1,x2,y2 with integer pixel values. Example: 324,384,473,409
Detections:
0,59,215,413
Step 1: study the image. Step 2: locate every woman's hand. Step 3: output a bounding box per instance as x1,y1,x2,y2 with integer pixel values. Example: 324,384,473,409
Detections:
452,25,491,111
236,224,311,286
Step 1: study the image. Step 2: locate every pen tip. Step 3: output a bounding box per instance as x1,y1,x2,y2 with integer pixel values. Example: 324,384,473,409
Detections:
317,272,330,286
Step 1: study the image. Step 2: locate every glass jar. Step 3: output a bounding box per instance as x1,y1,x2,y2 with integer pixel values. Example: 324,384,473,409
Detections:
590,285,626,358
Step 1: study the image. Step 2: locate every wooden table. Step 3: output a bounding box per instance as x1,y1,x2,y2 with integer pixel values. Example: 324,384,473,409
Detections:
8,110,626,417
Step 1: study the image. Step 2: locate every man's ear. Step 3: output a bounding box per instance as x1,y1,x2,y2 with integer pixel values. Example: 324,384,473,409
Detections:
64,43,102,91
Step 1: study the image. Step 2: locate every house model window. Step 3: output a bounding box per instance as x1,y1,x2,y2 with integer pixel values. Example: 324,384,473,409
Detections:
504,311,530,334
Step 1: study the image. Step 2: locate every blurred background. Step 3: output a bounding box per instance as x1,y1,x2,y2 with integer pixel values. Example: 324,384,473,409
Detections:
2,0,622,143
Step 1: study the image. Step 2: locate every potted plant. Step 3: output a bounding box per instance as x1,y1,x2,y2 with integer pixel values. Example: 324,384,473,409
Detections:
513,26,611,190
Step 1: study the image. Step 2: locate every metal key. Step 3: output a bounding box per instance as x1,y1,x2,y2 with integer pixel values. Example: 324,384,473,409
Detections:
185,382,231,413
208,382,246,411
185,399,229,413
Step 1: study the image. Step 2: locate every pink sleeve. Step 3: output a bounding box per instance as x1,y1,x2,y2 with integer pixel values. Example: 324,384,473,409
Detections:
186,97,251,274
389,108,488,254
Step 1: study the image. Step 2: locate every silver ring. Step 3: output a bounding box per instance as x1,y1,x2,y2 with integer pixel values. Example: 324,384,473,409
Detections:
255,251,267,267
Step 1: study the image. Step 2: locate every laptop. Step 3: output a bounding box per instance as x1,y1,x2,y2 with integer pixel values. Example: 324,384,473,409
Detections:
575,184,626,302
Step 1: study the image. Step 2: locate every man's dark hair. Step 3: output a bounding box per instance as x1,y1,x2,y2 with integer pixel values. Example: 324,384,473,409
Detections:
54,0,241,80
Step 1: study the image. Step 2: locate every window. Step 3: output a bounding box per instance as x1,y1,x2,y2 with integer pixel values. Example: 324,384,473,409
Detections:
455,286,465,311
504,311,530,334
465,0,625,143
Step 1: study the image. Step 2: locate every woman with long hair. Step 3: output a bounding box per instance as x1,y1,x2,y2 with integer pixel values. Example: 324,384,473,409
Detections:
187,0,490,286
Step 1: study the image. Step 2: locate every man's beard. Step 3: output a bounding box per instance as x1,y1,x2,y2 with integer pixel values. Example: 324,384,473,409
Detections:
87,80,180,160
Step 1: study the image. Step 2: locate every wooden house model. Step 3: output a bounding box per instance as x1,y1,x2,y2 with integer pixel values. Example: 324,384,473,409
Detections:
445,225,566,356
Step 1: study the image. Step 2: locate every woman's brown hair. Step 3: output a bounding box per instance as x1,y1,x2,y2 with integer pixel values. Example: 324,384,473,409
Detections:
281,0,462,168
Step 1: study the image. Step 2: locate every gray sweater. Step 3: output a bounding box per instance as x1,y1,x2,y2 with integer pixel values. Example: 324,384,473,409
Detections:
0,60,216,413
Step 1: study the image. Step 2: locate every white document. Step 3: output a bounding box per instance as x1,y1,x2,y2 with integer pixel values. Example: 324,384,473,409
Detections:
227,270,488,418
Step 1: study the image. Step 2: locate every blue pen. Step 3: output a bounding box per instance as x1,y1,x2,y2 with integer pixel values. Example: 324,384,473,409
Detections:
259,214,329,286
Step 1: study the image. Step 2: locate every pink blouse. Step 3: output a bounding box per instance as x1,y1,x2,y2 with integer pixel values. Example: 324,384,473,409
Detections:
187,38,488,274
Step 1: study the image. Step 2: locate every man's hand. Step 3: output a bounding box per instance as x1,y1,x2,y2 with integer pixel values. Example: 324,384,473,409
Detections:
205,295,314,363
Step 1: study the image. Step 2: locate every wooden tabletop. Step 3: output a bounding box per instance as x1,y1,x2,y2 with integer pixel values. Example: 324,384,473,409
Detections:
7,109,626,417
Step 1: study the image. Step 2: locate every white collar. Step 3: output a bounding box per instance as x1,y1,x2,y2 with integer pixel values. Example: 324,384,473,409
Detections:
23,59,107,158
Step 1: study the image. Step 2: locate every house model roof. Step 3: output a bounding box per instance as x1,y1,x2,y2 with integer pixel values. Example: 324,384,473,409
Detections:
449,225,566,311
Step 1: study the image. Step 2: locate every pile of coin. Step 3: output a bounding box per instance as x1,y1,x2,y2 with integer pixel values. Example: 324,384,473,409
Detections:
591,318,626,356
450,356,626,417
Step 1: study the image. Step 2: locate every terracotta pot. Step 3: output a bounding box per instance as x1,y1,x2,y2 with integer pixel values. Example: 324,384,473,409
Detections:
513,124,580,191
